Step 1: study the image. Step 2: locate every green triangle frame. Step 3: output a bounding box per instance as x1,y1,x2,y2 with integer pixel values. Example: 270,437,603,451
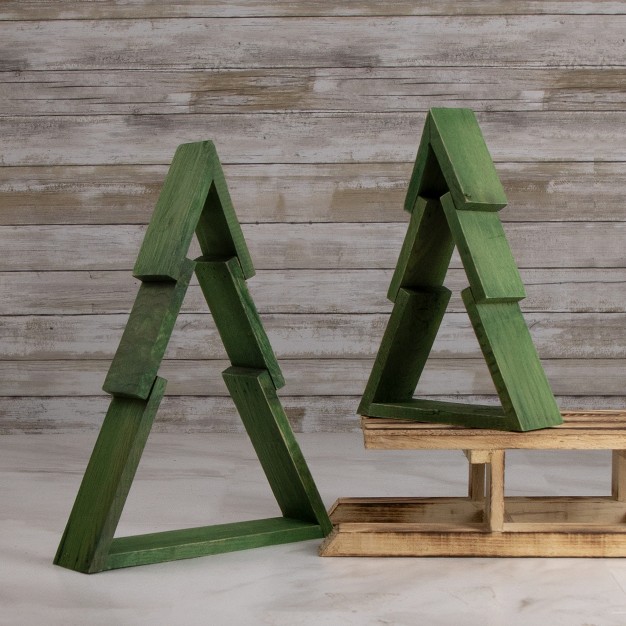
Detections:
54,141,331,573
358,108,563,432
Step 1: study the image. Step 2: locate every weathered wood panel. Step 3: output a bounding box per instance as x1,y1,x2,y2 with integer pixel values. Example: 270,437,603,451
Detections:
3,313,624,360
5,68,626,116
2,269,624,315
3,112,626,166
0,359,621,397
1,5,624,433
3,18,626,71
3,162,626,225
3,395,625,435
3,223,623,271
2,2,624,20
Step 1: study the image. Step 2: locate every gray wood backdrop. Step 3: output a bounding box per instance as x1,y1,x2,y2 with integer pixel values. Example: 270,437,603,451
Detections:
1,1,625,433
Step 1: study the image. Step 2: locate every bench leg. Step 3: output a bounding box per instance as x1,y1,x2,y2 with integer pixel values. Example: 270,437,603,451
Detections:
468,463,486,501
612,450,626,502
484,450,505,532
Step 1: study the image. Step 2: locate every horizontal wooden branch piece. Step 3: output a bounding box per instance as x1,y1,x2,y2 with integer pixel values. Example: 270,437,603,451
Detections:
105,518,323,571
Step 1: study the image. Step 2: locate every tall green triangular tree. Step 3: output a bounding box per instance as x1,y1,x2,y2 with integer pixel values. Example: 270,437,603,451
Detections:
359,108,563,432
54,141,331,574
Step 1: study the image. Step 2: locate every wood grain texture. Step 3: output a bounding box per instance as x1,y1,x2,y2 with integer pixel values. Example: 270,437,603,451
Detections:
4,395,625,434
4,17,626,71
3,162,625,226
105,518,322,570
103,259,195,399
359,287,450,411
3,112,626,166
6,68,626,117
195,258,284,388
387,196,454,301
2,359,622,397
2,5,625,433
429,108,507,211
7,312,624,360
54,377,166,572
441,193,526,302
133,141,253,281
462,287,562,431
222,367,332,534
4,269,624,315
4,222,624,271
3,2,625,20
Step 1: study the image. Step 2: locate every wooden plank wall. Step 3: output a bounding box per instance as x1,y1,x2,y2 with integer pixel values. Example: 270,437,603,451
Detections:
1,1,625,433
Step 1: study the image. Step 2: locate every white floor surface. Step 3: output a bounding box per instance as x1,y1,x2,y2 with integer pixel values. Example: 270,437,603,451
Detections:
2,431,626,625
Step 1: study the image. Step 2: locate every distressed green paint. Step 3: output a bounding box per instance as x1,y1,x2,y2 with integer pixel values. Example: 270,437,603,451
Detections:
223,367,332,535
462,287,563,431
387,196,454,302
56,143,330,573
195,156,254,279
429,108,508,211
195,257,284,389
54,377,167,573
366,399,511,430
359,287,451,414
105,518,322,570
361,109,560,431
103,258,195,399
133,141,253,282
441,193,526,303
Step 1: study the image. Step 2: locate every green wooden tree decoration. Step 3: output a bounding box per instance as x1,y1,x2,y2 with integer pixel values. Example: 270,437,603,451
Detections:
359,108,563,432
54,141,331,573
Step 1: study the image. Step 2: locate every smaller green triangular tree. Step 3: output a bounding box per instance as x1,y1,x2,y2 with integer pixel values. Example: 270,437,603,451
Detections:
54,141,331,574
359,108,563,432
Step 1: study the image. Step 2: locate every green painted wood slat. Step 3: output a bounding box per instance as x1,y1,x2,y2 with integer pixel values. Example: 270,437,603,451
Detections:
103,258,195,399
105,518,323,570
462,287,563,431
54,377,167,573
223,366,332,535
195,257,285,389
133,140,253,282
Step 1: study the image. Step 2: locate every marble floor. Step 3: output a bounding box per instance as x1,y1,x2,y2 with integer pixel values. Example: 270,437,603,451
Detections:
2,431,626,625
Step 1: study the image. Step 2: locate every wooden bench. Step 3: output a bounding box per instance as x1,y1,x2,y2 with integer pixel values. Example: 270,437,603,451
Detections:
320,411,626,557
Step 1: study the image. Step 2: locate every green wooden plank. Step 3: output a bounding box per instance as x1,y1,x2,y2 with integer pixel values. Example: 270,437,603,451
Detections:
195,155,255,279
404,121,449,214
103,258,195,399
223,367,332,535
133,140,253,282
358,287,451,413
54,377,167,573
366,399,512,430
195,257,284,389
462,287,563,431
441,192,526,303
105,518,322,570
387,196,455,302
429,108,508,211
132,141,217,282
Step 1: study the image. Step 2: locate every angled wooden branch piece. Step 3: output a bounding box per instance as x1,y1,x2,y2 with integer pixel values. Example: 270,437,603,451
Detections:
361,107,562,431
55,141,330,573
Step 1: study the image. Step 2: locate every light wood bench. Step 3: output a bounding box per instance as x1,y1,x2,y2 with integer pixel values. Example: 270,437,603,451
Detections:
320,410,626,557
